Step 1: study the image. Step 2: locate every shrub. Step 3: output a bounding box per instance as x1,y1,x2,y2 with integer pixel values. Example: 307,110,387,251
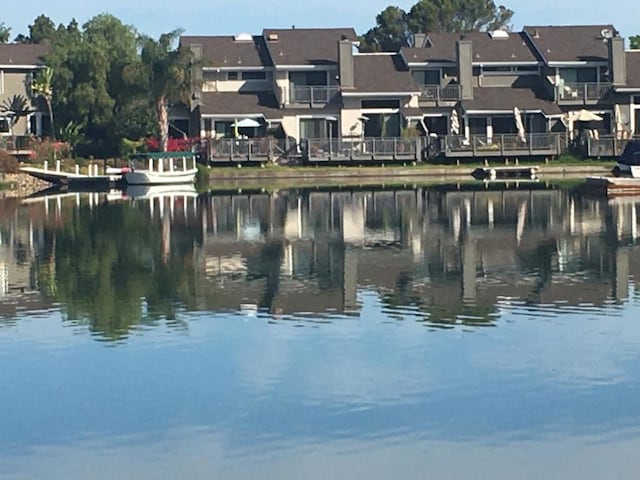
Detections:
0,150,18,173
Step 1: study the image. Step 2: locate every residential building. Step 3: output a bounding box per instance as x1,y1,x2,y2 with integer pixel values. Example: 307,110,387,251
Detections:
180,24,636,163
0,44,49,146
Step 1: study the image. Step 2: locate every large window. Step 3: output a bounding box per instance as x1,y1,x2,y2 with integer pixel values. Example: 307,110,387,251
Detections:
559,67,597,83
290,71,329,86
0,117,10,134
361,99,400,109
363,113,400,137
412,69,441,85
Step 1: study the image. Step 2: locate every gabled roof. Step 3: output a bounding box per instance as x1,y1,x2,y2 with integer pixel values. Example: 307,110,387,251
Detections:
262,27,357,67
349,54,419,94
462,85,562,115
199,91,281,117
401,31,537,65
625,51,640,89
0,44,48,66
523,25,614,63
181,35,272,68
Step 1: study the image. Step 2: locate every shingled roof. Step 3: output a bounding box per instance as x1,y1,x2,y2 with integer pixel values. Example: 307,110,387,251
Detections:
199,91,281,117
462,85,561,115
350,54,419,94
0,44,48,66
262,27,357,66
523,25,614,63
401,31,538,65
181,35,271,68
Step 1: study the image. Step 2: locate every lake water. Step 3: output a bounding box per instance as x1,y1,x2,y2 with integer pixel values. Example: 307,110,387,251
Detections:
2,181,640,479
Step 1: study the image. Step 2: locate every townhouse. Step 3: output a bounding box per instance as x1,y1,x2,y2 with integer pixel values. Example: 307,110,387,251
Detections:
0,43,49,148
179,24,637,163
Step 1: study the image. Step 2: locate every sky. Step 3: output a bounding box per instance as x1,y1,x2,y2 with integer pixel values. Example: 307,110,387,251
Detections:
3,0,640,40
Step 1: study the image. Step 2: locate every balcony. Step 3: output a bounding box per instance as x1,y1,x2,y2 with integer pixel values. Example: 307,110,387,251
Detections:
302,137,421,163
556,82,612,105
419,84,461,105
444,133,564,158
290,86,340,106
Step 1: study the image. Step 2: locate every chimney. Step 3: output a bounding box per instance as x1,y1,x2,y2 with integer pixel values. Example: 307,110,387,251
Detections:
608,36,626,86
456,40,473,100
189,43,203,109
413,33,427,48
338,39,355,89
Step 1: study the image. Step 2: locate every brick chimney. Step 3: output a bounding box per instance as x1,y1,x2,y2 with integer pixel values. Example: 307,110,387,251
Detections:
413,33,427,48
338,39,355,89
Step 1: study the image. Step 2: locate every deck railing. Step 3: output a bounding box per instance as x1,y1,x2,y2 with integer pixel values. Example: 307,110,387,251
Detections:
291,85,340,105
302,137,421,162
198,138,296,163
556,82,612,103
445,133,564,157
419,84,461,103
587,135,630,157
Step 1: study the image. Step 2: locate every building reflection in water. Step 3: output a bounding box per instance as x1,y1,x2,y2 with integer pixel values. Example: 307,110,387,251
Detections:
2,183,640,336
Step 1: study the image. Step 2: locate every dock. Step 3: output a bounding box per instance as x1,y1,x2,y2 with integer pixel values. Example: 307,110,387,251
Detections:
585,176,640,197
472,165,539,180
20,162,124,188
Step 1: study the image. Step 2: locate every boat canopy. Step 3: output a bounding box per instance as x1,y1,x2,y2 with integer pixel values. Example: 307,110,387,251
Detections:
131,151,196,159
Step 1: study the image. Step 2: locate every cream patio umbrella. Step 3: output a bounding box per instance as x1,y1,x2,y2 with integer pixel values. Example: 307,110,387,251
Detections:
569,109,603,122
450,109,460,135
614,104,626,139
514,107,526,143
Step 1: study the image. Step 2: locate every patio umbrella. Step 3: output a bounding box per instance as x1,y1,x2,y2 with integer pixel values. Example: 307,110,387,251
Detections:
450,109,460,135
514,107,526,143
232,118,261,128
569,109,603,122
614,104,626,139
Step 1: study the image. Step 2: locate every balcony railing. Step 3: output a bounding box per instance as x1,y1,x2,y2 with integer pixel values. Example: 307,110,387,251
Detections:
587,135,630,157
445,133,564,157
302,137,421,162
291,85,340,105
419,84,461,103
556,82,612,104
198,138,296,163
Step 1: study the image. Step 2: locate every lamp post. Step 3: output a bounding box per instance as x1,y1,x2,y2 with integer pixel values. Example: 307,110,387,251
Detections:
325,116,338,157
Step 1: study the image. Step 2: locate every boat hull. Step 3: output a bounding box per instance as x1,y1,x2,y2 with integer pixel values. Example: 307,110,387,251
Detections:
124,169,198,185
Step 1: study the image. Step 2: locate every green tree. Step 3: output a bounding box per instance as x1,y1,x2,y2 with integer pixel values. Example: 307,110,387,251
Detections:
361,0,515,51
58,120,85,157
631,35,640,50
361,6,410,52
0,22,10,43
138,30,194,152
32,67,55,140
29,15,56,44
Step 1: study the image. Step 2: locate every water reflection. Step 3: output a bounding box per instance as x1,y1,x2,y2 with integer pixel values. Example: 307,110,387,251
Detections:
2,183,640,337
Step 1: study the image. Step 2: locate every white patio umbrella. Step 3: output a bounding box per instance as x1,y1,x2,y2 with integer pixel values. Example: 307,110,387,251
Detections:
450,109,460,135
569,109,603,122
614,104,626,139
232,118,261,128
514,106,526,143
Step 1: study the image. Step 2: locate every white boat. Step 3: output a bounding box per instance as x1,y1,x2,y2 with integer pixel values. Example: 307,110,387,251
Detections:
124,152,198,185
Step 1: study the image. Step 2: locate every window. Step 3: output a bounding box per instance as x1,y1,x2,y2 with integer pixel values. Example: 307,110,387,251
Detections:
361,99,400,109
633,96,640,104
300,118,331,139
290,71,328,86
559,67,597,83
412,69,440,85
478,65,540,75
0,117,10,134
227,72,239,80
214,121,233,138
363,113,400,137
241,71,266,80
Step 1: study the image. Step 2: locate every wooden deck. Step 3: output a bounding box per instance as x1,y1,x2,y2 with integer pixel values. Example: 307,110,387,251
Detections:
444,133,564,159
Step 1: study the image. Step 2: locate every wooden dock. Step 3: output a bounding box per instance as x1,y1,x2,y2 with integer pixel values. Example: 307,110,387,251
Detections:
20,164,124,187
472,165,539,180
585,176,640,197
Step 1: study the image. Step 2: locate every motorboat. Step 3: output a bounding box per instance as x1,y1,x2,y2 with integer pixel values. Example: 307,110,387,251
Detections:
124,152,198,185
614,140,640,178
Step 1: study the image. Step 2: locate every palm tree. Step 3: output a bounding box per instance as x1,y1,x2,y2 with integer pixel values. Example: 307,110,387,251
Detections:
138,30,194,152
32,67,55,140
0,94,31,145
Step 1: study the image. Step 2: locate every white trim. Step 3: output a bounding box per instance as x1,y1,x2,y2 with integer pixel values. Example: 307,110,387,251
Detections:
548,61,607,66
274,65,336,71
359,108,400,114
472,61,542,67
342,91,419,97
616,87,640,92
465,109,545,115
201,113,265,119
0,64,45,70
406,62,456,68
0,70,3,94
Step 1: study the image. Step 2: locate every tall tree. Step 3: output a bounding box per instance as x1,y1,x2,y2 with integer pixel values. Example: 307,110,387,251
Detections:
29,15,57,44
361,6,410,52
0,22,10,43
138,30,194,152
631,35,640,50
32,67,55,140
361,0,514,51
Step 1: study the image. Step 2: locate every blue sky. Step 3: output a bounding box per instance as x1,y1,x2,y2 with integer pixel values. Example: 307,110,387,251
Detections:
3,0,640,40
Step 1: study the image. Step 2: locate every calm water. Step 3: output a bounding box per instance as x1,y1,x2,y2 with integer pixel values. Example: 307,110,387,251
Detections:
2,182,640,479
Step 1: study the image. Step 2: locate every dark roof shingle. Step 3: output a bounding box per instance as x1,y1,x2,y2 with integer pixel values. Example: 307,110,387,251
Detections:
262,27,357,66
0,44,48,66
199,91,281,117
181,35,271,68
352,54,418,93
523,25,613,63
463,85,561,115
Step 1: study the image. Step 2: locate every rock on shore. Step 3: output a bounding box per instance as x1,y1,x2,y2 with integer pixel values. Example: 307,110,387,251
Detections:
0,173,51,198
